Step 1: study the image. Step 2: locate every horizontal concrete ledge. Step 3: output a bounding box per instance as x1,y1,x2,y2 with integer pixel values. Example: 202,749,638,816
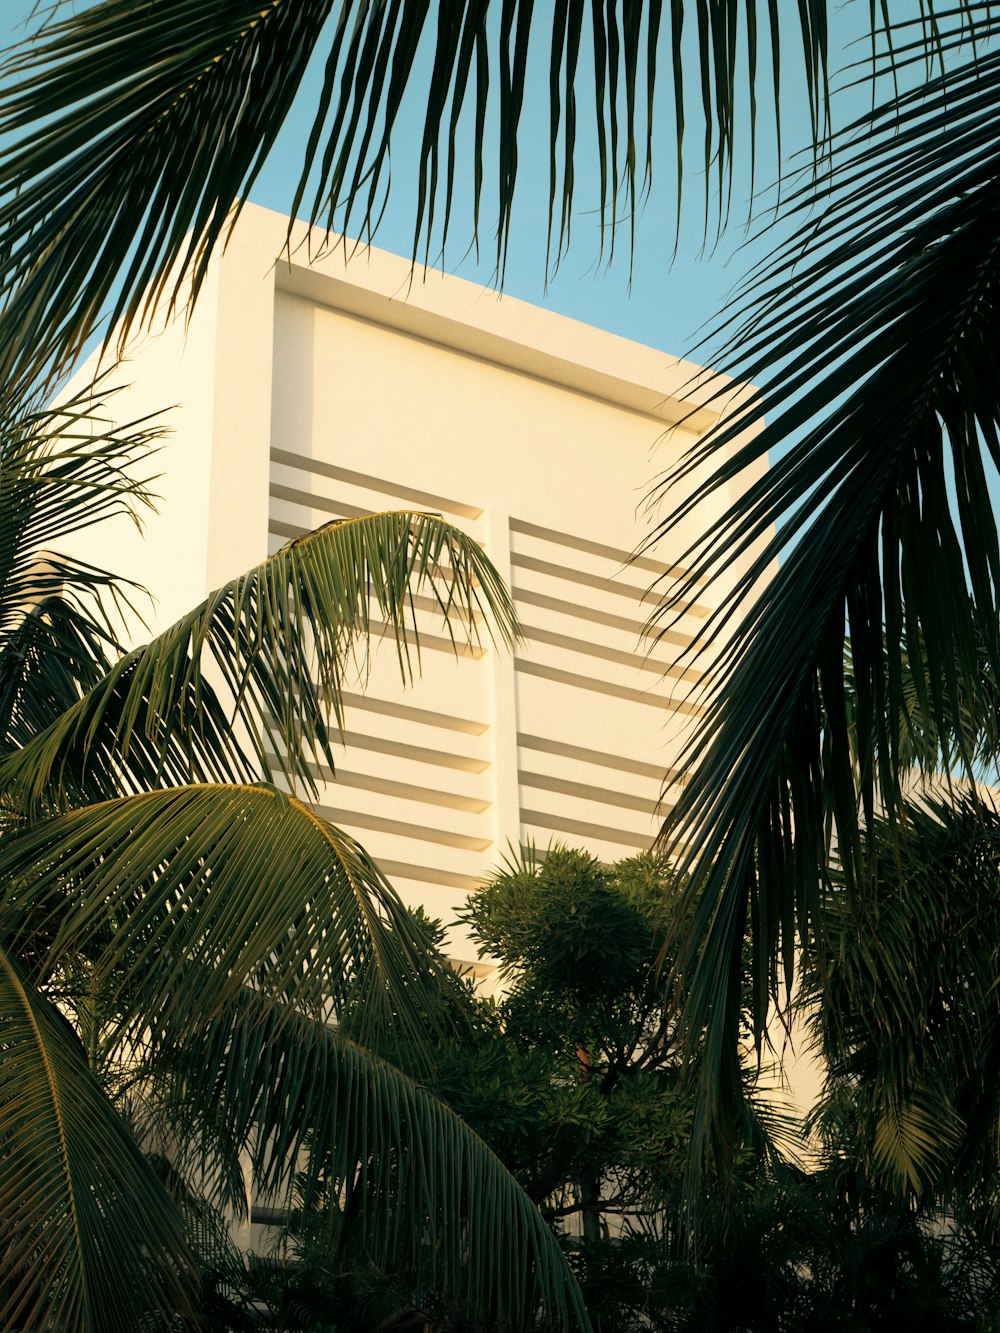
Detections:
520,622,701,685
517,731,676,783
515,658,704,717
510,515,704,584
334,731,490,774
513,585,692,651
312,803,492,852
376,858,484,893
510,550,709,618
341,691,489,735
266,742,490,788
221,202,740,434
520,808,655,852
270,447,482,520
519,768,670,817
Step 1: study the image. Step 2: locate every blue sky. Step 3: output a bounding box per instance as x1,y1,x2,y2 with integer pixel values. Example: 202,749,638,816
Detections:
0,1,884,373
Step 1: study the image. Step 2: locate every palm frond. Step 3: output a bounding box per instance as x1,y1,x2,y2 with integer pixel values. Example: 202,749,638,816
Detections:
0,509,519,810
0,781,587,1327
0,0,847,395
648,16,1000,1149
843,627,1000,778
0,783,457,1046
0,383,166,754
152,991,590,1331
0,596,112,753
871,1089,964,1196
0,939,195,1332
801,792,1000,1199
0,381,158,654
0,381,158,608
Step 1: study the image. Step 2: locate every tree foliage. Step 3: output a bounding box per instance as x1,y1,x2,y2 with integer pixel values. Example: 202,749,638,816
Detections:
0,0,842,395
0,390,586,1333
259,846,702,1332
2,0,999,1303
231,842,1000,1332
803,792,1000,1211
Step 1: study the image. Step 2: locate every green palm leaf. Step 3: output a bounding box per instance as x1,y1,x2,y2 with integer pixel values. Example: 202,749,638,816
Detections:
0,382,162,751
153,993,590,1329
803,793,1000,1201
649,9,1000,1148
871,1091,965,1197
0,383,157,613
843,629,1000,779
0,783,588,1329
1,509,519,811
0,0,844,395
0,940,195,1332
0,594,131,756
0,783,456,1046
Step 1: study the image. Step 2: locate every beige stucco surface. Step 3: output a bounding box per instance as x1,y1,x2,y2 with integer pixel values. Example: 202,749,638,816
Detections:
52,203,835,1234
64,203,768,971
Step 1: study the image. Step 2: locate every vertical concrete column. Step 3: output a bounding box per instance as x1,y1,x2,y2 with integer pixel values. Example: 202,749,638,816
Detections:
205,209,282,588
485,507,522,856
485,503,525,858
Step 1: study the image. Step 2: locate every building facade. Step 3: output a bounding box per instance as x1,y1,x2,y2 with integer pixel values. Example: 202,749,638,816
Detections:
72,203,764,968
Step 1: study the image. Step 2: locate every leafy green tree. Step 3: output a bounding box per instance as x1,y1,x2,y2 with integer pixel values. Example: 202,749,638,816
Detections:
455,847,694,1240
249,841,1000,1332
273,846,790,1333
241,846,697,1332
0,388,586,1332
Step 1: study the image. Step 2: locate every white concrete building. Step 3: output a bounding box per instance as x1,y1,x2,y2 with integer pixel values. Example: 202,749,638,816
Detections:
73,203,764,966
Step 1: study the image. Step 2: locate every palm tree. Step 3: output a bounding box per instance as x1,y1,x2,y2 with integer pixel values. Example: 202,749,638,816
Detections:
648,8,1000,1157
1,0,997,1181
0,384,586,1331
0,0,837,398
802,791,1000,1212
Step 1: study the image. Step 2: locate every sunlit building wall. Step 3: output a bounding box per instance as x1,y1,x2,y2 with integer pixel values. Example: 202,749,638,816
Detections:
70,203,766,971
